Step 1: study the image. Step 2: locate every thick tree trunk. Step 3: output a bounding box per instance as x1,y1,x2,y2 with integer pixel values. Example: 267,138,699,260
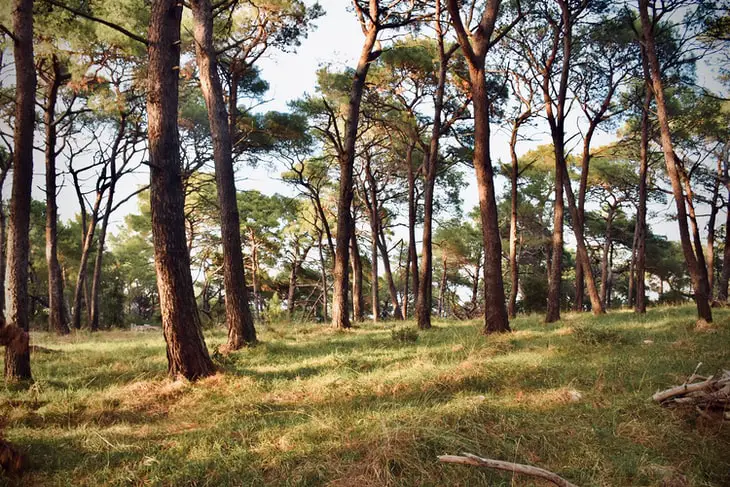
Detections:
546,138,565,323
331,30,377,329
147,0,214,379
191,0,256,347
4,0,35,380
639,0,712,322
471,69,510,333
43,55,70,335
350,230,364,322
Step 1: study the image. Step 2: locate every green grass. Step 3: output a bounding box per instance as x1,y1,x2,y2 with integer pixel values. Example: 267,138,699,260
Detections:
2,305,730,486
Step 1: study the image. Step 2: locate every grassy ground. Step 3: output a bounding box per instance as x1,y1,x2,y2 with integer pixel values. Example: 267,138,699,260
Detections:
1,305,729,486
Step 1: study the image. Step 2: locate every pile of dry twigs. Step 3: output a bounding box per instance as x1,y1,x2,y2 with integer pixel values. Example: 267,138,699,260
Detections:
652,363,730,420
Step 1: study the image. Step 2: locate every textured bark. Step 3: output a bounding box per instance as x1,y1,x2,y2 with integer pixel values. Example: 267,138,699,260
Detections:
507,117,523,318
639,0,712,322
546,140,565,323
43,55,70,335
318,230,328,321
437,256,447,317
5,0,35,380
147,0,214,379
89,188,113,331
191,0,256,348
447,0,510,334
600,206,616,307
368,201,379,322
330,28,378,330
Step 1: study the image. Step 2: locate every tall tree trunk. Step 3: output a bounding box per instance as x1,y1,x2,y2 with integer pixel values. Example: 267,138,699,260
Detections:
376,222,403,320
287,253,298,321
471,252,481,310
406,149,419,318
718,158,730,302
472,69,510,333
89,188,114,331
508,122,520,318
191,0,256,347
350,230,364,322
369,208,379,323
634,62,652,313
600,207,615,308
705,158,722,299
546,138,565,323
437,256,447,317
402,239,410,318
4,0,35,380
331,29,378,329
0,190,6,316
639,0,712,322
147,0,214,379
43,55,70,335
318,230,328,321
250,236,261,319
71,195,101,330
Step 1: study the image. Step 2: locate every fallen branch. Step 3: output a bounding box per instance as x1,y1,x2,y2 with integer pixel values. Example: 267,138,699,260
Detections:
438,452,579,487
652,364,730,417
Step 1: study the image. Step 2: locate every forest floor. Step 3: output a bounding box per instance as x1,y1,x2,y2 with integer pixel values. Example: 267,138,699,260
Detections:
1,305,730,486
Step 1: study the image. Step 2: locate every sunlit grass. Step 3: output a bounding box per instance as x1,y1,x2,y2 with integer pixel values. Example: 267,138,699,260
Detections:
2,305,729,486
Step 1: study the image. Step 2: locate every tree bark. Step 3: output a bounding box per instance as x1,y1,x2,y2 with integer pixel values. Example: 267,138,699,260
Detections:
368,200,379,323
43,55,70,335
705,158,722,298
191,0,256,348
639,0,712,322
318,229,328,321
600,206,616,308
437,256,447,317
508,121,521,318
406,147,419,318
89,186,113,331
147,0,214,379
330,28,378,330
4,0,36,380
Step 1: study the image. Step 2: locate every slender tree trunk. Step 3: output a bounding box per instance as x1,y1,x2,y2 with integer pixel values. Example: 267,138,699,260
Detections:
318,230,328,321
402,239,410,318
639,0,712,322
369,208,379,323
705,158,721,299
250,237,261,319
147,0,214,379
350,230,364,322
43,55,70,335
0,193,6,315
438,256,447,317
600,207,615,308
331,29,378,329
634,65,652,313
287,252,298,321
191,0,256,347
471,253,481,310
4,0,35,380
718,158,730,302
72,195,101,329
89,188,114,331
406,149,419,318
508,123,520,318
376,222,403,320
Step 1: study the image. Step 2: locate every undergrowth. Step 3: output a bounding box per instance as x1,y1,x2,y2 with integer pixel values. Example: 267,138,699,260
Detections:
1,305,729,486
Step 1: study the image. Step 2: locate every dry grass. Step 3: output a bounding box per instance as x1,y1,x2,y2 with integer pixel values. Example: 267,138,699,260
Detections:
1,305,729,486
